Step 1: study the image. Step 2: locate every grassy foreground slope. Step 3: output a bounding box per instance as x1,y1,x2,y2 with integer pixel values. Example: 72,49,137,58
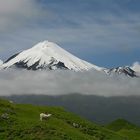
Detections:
0,98,127,140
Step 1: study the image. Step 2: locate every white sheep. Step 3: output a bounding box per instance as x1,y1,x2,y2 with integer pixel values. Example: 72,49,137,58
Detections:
40,113,52,121
72,123,79,128
9,100,14,103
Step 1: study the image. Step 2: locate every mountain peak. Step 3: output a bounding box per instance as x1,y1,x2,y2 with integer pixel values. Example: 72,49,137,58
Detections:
1,40,139,77
33,40,56,49
104,66,138,77
1,40,101,71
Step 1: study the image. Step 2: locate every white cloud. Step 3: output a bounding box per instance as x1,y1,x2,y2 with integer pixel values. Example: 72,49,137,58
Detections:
0,70,139,97
0,0,139,66
0,59,3,65
131,62,140,73
0,0,39,32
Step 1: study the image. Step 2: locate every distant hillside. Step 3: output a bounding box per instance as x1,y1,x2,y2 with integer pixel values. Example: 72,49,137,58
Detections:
105,119,140,140
106,118,138,131
4,94,140,126
0,98,126,140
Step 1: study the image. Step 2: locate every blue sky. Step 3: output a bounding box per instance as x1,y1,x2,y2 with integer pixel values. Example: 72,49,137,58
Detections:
0,0,140,68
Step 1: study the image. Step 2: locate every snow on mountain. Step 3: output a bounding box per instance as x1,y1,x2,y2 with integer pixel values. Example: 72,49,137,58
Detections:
131,62,140,73
103,66,138,77
1,41,103,71
0,40,139,78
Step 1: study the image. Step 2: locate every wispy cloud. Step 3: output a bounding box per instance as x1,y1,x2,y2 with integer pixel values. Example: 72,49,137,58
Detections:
0,0,41,32
0,0,140,67
0,70,139,97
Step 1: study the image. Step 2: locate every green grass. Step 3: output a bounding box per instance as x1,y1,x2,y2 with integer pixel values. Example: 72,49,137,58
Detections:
105,118,138,131
105,119,140,140
0,98,135,140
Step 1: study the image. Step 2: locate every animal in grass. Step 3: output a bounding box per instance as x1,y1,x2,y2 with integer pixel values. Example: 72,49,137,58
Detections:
40,113,52,121
9,100,14,103
1,113,9,119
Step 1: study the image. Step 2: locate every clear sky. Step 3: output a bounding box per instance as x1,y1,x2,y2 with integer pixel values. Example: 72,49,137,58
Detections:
0,0,140,68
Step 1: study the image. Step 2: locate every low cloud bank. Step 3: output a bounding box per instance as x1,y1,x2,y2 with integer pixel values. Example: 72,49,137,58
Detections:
0,70,140,97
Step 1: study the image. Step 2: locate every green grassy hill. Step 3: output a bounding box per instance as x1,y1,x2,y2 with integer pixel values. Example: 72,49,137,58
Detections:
6,94,140,126
105,119,140,140
0,98,135,140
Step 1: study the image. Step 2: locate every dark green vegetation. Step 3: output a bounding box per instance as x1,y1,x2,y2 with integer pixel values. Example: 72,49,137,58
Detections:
5,94,140,126
0,98,132,140
106,119,140,140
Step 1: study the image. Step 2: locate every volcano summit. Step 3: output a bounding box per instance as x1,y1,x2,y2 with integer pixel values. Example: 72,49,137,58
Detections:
1,41,102,71
0,40,139,77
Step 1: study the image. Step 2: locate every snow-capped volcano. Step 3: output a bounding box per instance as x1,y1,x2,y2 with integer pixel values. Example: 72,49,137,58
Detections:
1,41,102,71
1,40,139,77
